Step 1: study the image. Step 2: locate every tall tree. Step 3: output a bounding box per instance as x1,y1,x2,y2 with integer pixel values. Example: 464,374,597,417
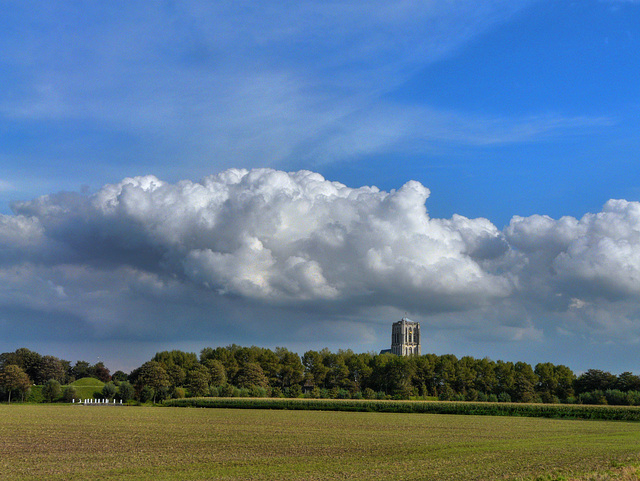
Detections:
203,359,227,387
0,365,31,403
90,362,111,383
235,362,269,389
302,350,329,387
575,369,617,394
38,356,66,384
187,365,211,396
137,361,170,403
42,379,62,402
275,348,304,388
71,361,91,380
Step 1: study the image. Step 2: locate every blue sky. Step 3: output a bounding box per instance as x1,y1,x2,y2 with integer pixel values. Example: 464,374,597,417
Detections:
1,1,640,373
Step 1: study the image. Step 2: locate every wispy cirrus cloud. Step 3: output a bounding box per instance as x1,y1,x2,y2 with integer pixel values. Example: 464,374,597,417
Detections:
4,0,603,175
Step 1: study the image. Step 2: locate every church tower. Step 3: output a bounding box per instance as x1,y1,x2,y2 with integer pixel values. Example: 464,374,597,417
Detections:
391,317,421,356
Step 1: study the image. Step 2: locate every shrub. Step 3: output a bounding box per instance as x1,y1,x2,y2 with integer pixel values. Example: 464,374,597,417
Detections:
497,392,512,403
219,384,235,397
465,389,479,402
118,381,134,402
62,386,77,403
173,387,186,399
579,390,607,405
102,382,117,399
363,388,376,400
249,386,268,397
139,386,155,403
605,389,631,406
42,379,62,403
161,398,640,422
337,389,350,399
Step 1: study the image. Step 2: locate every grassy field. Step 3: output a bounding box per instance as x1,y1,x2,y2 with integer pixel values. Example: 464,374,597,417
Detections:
1,405,640,480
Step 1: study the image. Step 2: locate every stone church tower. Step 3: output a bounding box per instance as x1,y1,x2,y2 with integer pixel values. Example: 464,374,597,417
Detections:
391,317,421,356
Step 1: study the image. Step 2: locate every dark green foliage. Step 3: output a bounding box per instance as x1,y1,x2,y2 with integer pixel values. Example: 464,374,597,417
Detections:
7,345,640,409
102,381,117,399
202,359,226,386
62,386,77,403
38,356,66,384
71,361,91,381
136,361,170,403
139,386,155,403
186,365,210,397
0,364,31,403
118,381,134,402
42,379,62,402
234,362,268,389
90,362,111,383
0,348,42,383
575,369,617,394
163,397,640,422
111,370,128,382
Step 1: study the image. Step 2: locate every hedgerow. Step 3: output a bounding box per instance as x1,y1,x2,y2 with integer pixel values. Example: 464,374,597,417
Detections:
162,397,640,421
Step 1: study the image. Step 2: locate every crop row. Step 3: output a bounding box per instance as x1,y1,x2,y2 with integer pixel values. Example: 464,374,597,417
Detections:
162,397,640,421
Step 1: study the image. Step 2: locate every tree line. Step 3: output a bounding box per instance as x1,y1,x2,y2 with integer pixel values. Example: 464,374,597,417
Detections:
2,345,640,405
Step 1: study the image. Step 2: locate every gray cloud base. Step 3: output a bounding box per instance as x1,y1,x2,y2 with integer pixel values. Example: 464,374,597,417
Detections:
2,169,640,362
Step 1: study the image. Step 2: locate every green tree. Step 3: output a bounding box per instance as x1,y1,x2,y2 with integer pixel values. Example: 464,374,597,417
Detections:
201,346,240,380
575,369,617,394
0,364,31,403
235,362,269,389
102,382,117,399
474,357,497,395
203,359,227,387
534,362,558,403
37,356,66,384
346,352,373,392
42,379,62,402
166,365,186,388
616,372,640,392
324,352,350,389
62,386,77,403
257,348,280,387
153,350,198,370
435,354,458,397
412,354,436,396
187,365,211,396
553,364,575,401
1,348,42,382
118,381,134,402
495,360,515,396
71,361,91,380
302,350,329,387
137,361,170,403
275,348,304,388
455,356,477,394
111,370,129,383
89,362,111,383
513,362,537,403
